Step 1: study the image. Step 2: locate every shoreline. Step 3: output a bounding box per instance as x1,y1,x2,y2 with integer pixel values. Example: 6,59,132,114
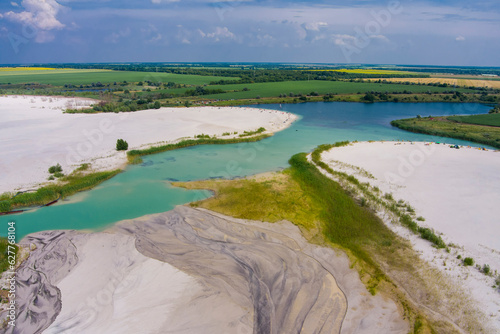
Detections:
318,140,500,332
0,95,297,195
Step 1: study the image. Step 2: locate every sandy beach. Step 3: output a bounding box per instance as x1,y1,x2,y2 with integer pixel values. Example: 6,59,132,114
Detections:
321,141,500,331
0,95,297,194
3,206,408,333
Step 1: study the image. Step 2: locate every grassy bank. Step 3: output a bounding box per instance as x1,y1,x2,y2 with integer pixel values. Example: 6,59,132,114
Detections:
0,169,121,213
127,134,271,163
391,117,500,149
0,238,18,274
311,142,446,249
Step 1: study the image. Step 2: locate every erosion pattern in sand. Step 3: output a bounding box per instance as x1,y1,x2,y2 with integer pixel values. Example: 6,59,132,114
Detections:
0,95,296,193
321,141,500,331
7,206,407,334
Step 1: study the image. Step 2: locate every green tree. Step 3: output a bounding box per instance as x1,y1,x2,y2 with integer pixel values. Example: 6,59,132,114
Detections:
48,163,63,174
362,92,375,102
116,139,129,151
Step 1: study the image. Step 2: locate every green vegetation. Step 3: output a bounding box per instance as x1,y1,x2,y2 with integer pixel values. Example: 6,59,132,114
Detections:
192,80,471,100
2,64,498,110
0,237,18,274
116,139,129,151
391,116,500,149
463,257,474,266
48,163,63,174
0,170,121,213
239,127,265,137
127,134,271,164
448,113,500,127
0,69,236,86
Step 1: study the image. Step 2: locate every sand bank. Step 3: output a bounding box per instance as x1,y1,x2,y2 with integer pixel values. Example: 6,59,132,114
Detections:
0,95,297,194
4,206,408,333
321,141,500,331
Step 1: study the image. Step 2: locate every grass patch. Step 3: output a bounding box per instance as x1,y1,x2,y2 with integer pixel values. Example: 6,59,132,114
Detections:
239,127,265,137
0,170,121,212
391,117,500,149
0,237,18,274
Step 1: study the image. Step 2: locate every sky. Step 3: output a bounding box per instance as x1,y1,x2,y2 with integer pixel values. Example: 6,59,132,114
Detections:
0,0,499,66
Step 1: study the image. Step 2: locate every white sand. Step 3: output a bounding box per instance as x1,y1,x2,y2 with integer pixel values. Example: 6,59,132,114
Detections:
0,95,297,193
321,141,500,331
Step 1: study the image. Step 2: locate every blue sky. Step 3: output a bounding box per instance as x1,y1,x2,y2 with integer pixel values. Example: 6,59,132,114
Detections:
0,0,499,66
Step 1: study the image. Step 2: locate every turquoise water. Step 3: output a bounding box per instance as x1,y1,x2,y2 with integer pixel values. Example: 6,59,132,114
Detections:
2,102,491,239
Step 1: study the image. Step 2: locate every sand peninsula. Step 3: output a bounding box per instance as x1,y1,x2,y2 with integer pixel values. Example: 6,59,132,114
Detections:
0,95,297,194
320,141,500,332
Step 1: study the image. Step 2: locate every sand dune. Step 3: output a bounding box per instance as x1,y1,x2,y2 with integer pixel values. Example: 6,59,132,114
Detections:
7,206,408,333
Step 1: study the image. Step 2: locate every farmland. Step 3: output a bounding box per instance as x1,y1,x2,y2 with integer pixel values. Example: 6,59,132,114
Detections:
0,68,237,86
366,77,500,89
324,69,415,75
162,80,473,100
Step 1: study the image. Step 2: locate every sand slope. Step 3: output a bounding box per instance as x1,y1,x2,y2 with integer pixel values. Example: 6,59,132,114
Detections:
0,95,296,194
7,206,408,334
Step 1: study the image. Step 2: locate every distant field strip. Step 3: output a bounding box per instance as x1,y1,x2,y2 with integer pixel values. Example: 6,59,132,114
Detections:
0,67,57,71
318,69,416,75
169,80,472,99
0,69,239,85
366,77,500,89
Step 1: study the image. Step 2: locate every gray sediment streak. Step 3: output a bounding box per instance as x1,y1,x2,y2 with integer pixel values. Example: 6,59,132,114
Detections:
9,206,408,333
115,206,347,334
5,231,78,334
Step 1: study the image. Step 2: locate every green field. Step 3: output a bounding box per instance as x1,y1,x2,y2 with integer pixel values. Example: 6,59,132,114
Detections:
0,69,238,86
159,80,472,100
448,113,500,127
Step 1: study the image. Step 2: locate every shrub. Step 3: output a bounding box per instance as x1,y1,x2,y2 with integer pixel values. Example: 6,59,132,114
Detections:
482,264,490,275
116,139,129,151
463,257,474,266
53,172,64,178
48,163,62,174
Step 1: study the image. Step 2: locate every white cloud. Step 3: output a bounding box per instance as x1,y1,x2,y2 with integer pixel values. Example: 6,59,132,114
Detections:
456,35,465,41
3,0,65,31
11,2,19,7
303,21,327,31
202,26,236,42
332,34,356,46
